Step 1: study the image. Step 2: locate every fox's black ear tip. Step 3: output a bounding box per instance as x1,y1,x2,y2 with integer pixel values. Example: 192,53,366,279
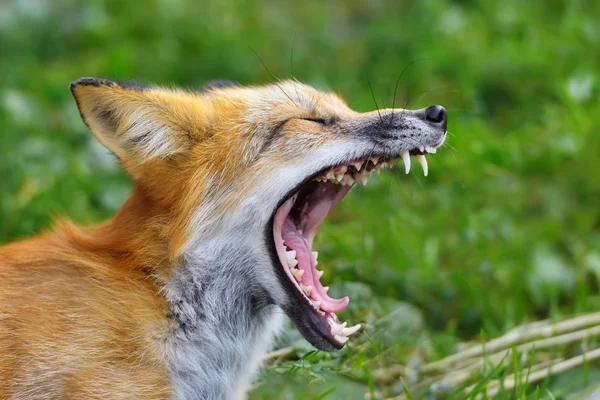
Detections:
70,78,149,93
70,78,115,91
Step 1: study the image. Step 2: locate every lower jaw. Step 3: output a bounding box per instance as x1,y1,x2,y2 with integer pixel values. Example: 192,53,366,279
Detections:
278,287,345,351
271,183,359,348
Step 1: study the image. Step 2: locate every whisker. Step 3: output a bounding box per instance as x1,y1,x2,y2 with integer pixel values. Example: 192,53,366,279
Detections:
389,59,426,127
367,71,383,124
290,32,301,100
249,45,299,108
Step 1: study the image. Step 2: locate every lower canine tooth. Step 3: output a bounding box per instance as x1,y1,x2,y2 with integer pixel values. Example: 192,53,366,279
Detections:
416,154,428,177
331,322,347,336
286,250,298,268
341,324,362,337
401,151,411,174
292,268,304,281
301,284,312,296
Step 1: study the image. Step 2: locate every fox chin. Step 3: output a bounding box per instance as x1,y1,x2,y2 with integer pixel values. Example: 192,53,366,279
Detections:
0,78,447,399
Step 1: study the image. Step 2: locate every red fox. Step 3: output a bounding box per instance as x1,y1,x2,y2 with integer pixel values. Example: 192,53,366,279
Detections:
0,78,447,399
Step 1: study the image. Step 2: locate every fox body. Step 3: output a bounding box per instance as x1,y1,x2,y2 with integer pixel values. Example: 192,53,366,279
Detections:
0,78,447,399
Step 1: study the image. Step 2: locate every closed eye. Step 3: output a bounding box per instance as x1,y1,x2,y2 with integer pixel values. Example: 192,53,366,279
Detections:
301,117,328,126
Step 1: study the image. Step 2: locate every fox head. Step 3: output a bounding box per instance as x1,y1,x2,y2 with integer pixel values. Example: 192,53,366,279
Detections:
70,78,447,351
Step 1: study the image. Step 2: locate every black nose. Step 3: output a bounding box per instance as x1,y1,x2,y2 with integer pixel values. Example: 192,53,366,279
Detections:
425,105,447,128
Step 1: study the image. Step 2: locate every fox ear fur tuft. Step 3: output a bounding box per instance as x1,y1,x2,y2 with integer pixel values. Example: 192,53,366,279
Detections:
70,77,205,162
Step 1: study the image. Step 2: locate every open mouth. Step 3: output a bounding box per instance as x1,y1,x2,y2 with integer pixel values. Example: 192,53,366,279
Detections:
271,139,444,349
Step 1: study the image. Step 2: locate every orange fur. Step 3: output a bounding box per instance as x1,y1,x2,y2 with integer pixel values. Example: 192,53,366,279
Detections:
0,188,173,398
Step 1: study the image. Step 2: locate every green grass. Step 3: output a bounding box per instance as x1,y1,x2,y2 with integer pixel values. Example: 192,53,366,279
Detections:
1,0,600,398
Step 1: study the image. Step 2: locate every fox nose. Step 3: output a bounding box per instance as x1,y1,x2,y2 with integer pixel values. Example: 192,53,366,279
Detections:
425,105,447,127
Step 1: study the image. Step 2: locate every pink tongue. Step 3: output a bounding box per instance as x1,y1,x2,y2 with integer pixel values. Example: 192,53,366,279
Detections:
282,219,349,313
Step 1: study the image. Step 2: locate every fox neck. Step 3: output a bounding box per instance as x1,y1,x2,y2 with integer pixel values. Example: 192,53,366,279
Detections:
93,186,283,398
165,245,284,399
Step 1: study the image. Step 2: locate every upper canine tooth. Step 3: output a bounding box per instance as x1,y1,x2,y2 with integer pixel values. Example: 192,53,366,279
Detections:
326,171,335,180
352,162,362,171
301,284,312,296
419,146,425,152
416,154,428,177
286,250,298,268
370,157,379,165
374,164,382,174
341,324,362,337
291,268,304,281
401,151,411,174
334,171,345,182
331,322,347,336
430,147,437,154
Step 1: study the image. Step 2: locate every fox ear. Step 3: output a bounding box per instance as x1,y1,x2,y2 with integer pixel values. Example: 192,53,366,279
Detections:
70,78,204,161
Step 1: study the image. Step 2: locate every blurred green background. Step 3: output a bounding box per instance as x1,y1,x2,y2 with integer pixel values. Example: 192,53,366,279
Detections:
1,0,599,398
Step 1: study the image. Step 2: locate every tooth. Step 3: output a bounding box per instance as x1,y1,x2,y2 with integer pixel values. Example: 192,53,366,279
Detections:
323,286,329,293
360,171,369,185
341,324,361,337
334,171,344,182
331,322,347,336
370,157,379,165
416,154,428,177
312,300,322,308
341,175,355,186
430,147,437,154
301,284,312,296
401,151,411,174
419,146,424,152
339,166,347,173
374,164,382,174
291,268,304,281
352,162,362,171
312,251,318,262
286,250,298,268
326,171,335,179
317,270,324,279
